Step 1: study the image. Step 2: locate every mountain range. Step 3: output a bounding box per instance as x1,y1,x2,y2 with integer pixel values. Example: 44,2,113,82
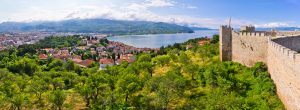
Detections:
0,19,198,35
256,27,300,31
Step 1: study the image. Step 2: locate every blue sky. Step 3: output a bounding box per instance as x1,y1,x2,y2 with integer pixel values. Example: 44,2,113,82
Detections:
0,0,300,28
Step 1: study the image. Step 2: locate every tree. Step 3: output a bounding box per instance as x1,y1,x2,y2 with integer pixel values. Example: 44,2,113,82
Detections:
49,90,66,110
28,76,48,108
115,73,140,106
64,60,75,71
137,54,152,62
17,44,37,56
75,72,111,109
184,64,199,80
211,35,219,44
179,51,190,64
47,59,64,71
152,55,171,66
149,71,186,109
7,57,39,76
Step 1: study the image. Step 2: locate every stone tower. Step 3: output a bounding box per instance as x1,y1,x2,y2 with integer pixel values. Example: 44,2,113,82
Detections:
220,25,232,61
240,26,255,32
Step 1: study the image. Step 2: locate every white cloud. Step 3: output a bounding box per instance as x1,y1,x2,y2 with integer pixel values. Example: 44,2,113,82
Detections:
61,5,225,28
254,22,292,28
1,4,250,29
0,0,273,29
145,0,176,7
186,6,198,9
2,0,219,27
126,0,176,10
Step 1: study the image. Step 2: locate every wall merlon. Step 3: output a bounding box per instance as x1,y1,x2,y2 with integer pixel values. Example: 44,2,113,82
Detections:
288,50,296,59
294,54,300,62
256,32,261,36
238,32,268,37
247,32,251,36
221,25,231,29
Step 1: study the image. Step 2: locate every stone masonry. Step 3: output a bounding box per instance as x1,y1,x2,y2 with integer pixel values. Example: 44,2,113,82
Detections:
220,25,300,109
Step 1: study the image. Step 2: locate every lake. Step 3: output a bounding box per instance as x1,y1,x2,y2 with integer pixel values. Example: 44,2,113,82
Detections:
108,30,219,48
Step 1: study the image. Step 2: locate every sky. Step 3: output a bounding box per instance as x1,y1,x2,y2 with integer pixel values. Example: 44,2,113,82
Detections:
0,0,300,28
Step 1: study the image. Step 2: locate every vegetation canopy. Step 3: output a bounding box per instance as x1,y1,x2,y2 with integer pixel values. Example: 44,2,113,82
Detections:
0,35,284,109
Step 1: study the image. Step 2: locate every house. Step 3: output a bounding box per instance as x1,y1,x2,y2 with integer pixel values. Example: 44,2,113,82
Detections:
198,39,210,46
53,53,70,60
72,59,82,64
42,48,54,53
186,44,193,50
96,46,105,52
90,40,99,45
117,54,136,64
77,46,88,50
71,55,81,60
39,54,48,60
99,58,114,70
91,50,97,55
98,51,108,58
0,45,3,50
73,59,94,68
80,59,94,67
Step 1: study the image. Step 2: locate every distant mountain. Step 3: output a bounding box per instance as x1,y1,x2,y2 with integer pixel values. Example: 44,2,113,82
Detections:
188,27,216,30
256,27,300,31
0,19,194,35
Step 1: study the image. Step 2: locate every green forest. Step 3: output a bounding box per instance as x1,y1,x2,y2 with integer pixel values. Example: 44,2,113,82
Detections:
0,35,284,110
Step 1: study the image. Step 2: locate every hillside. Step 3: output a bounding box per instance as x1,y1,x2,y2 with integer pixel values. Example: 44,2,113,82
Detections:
256,27,300,31
188,26,216,30
0,35,284,109
0,19,194,35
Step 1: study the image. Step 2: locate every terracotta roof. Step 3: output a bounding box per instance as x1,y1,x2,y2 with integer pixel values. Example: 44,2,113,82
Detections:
198,39,210,46
74,59,94,67
72,59,82,63
119,54,136,63
99,58,114,64
186,44,193,48
39,54,48,60
81,59,94,67
42,48,53,51
71,55,81,60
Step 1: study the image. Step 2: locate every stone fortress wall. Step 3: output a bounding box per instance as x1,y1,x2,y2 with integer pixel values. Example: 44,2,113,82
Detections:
220,25,300,109
231,31,269,66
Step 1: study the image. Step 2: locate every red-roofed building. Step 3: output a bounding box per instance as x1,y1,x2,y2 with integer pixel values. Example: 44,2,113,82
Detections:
186,44,193,50
117,54,136,64
198,39,210,46
73,59,94,68
79,59,94,68
42,48,54,53
71,55,81,60
72,59,82,64
99,58,114,70
0,45,3,51
39,54,48,60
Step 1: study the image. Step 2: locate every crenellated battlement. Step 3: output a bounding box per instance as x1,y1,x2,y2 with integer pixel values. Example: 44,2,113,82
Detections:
221,25,231,29
220,25,300,109
238,32,267,37
269,40,298,60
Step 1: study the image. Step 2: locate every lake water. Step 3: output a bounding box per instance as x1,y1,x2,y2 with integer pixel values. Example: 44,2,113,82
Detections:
108,30,218,48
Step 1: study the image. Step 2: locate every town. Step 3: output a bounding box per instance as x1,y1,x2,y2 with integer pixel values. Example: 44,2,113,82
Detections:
0,32,158,70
